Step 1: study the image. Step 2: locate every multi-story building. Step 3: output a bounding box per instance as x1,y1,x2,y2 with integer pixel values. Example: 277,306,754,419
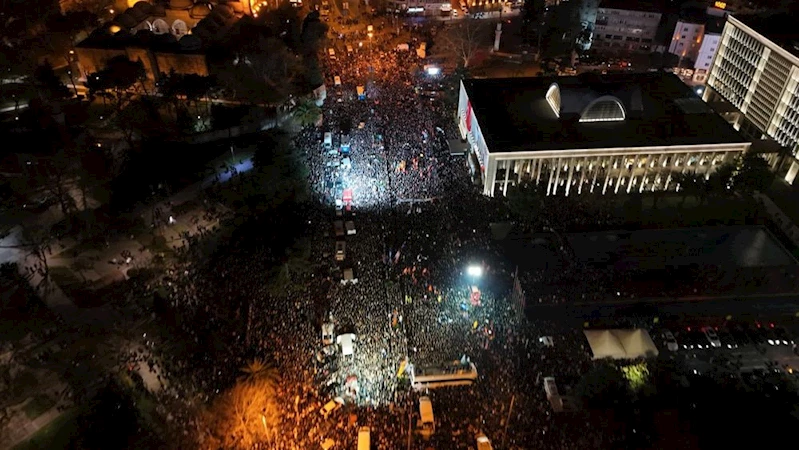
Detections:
704,13,799,151
668,13,705,65
591,0,663,53
458,73,750,197
693,16,724,83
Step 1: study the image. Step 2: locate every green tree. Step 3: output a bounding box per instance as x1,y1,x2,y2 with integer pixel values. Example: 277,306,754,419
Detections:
576,362,630,409
291,98,321,127
33,61,70,101
733,152,773,195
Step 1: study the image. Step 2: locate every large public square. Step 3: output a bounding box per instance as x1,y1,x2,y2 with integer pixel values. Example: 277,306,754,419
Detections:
3,2,799,450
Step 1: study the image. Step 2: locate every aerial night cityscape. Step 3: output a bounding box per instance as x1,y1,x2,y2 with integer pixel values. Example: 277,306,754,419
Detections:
4,0,799,448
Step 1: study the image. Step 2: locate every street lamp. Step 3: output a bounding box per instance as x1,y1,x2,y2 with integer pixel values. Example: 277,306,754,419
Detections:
466,265,483,277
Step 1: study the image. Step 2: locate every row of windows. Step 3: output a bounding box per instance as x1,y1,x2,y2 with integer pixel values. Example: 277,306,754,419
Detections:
598,34,652,43
772,85,799,148
708,26,764,109
597,9,658,19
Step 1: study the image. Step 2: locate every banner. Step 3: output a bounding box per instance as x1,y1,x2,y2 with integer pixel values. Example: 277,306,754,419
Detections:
466,101,472,132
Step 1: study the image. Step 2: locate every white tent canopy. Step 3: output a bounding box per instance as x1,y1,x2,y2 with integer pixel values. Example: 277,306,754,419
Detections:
583,329,659,360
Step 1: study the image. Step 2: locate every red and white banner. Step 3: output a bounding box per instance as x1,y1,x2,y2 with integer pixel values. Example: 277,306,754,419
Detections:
466,101,473,132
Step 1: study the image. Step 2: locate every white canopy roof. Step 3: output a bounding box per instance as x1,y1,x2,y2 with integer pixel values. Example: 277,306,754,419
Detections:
583,329,659,360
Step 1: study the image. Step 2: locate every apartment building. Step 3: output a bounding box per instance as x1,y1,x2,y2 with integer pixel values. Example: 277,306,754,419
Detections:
704,13,799,152
693,17,724,83
591,0,663,53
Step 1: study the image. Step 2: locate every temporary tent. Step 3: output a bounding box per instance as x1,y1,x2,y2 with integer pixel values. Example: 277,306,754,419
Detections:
583,329,659,360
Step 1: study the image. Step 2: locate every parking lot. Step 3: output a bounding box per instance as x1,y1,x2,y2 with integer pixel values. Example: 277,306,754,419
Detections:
657,321,799,378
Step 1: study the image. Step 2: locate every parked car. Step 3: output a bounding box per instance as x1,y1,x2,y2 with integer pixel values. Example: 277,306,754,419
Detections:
662,330,678,352
702,327,722,348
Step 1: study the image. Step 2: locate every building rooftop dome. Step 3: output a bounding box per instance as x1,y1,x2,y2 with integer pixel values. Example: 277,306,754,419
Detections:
190,2,212,18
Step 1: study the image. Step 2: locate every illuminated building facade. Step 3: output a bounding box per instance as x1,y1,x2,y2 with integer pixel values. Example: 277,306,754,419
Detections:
704,13,799,152
458,73,750,197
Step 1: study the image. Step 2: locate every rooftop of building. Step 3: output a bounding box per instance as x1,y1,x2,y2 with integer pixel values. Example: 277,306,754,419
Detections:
76,0,240,53
705,14,725,34
731,11,799,60
462,72,747,154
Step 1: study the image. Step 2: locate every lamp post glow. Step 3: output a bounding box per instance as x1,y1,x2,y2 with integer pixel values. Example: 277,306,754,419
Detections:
466,265,483,277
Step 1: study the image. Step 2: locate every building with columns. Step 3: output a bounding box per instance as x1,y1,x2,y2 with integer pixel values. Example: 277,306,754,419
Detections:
458,73,750,197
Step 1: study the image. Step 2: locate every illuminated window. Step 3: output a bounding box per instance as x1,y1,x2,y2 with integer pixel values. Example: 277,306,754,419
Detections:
580,96,626,122
545,83,561,117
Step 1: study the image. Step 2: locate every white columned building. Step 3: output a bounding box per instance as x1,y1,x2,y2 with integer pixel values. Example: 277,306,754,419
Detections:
458,73,751,197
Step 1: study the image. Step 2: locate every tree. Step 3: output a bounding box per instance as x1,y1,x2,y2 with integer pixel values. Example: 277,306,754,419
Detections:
18,224,55,286
673,172,704,207
239,359,278,383
506,181,545,231
33,61,70,101
300,11,329,56
733,152,773,195
440,18,489,68
706,163,735,198
86,56,148,113
291,98,321,127
213,24,303,105
202,361,280,450
72,377,163,449
576,362,630,410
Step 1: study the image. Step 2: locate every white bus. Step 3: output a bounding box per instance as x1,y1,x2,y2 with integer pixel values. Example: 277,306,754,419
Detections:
410,361,478,390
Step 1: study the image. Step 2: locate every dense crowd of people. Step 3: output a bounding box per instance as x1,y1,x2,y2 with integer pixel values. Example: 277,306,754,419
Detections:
116,20,639,450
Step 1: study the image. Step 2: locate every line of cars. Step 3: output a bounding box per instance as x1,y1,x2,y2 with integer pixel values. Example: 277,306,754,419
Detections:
662,322,796,352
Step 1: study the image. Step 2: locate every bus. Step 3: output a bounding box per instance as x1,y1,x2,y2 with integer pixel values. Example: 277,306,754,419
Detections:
410,361,478,390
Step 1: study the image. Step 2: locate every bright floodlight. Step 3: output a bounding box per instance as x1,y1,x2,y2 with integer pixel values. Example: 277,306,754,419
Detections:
467,265,483,277
426,66,441,76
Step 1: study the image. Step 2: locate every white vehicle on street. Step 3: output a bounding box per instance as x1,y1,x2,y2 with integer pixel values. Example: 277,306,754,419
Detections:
320,397,344,419
663,330,678,351
345,220,356,235
328,48,336,59
335,241,346,261
702,327,721,348
418,396,435,439
337,333,356,356
476,432,493,450
322,322,334,345
334,75,341,86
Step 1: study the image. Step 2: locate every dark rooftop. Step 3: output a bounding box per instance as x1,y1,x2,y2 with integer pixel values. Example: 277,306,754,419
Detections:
598,0,666,13
732,12,799,59
462,72,747,153
705,15,725,35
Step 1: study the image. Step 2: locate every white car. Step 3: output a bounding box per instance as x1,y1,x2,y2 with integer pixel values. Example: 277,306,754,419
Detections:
335,241,346,261
702,327,721,348
320,397,344,419
345,221,356,235
663,330,678,352
322,322,335,345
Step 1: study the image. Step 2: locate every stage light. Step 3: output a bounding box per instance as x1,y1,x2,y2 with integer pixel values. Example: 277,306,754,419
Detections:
467,265,483,277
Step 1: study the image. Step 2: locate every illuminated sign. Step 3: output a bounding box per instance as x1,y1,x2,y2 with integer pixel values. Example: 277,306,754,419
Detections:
714,1,726,9
408,7,424,12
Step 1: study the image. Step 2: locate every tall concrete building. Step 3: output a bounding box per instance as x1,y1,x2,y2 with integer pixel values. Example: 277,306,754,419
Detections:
458,73,750,197
704,13,799,151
